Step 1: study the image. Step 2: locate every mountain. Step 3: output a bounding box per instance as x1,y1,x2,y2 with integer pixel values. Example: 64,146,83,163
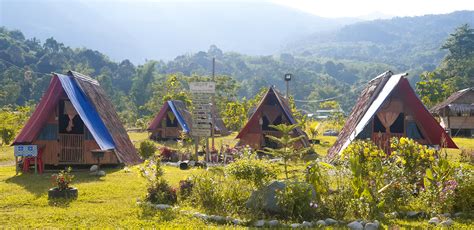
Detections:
285,11,474,77
0,0,355,63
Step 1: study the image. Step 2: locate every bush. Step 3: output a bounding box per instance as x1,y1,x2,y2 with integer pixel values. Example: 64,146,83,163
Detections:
187,172,253,216
138,140,157,159
276,180,317,221
225,158,277,188
453,168,474,212
139,156,177,205
178,179,193,200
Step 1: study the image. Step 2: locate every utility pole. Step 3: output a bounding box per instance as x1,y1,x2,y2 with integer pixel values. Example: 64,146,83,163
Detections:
211,58,216,155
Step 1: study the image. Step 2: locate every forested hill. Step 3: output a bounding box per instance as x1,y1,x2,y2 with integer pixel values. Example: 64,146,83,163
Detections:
285,11,474,75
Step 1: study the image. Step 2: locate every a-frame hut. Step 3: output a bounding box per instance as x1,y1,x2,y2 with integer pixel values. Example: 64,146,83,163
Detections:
147,100,193,140
327,71,457,159
431,88,474,137
236,86,310,149
13,71,141,166
147,100,229,140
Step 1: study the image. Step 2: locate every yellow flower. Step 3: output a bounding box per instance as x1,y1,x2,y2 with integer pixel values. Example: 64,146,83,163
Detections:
429,156,435,161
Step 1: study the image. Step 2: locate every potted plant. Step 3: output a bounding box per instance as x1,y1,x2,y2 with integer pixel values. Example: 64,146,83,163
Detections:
48,167,78,199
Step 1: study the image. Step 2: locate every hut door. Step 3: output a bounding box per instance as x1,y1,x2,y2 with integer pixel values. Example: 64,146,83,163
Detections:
58,100,84,163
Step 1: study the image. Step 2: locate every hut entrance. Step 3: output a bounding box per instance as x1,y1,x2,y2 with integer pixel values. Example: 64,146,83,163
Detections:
58,100,84,163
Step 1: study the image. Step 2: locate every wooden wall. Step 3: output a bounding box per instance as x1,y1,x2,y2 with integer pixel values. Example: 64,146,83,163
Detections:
441,116,474,129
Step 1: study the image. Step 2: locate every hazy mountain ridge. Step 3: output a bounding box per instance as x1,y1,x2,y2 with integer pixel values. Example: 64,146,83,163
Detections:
0,0,356,63
285,11,474,74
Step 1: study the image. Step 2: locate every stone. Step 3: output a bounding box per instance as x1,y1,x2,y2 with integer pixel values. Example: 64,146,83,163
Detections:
373,220,380,228
315,220,326,226
225,216,233,222
388,211,398,218
254,220,265,227
442,213,451,218
302,221,312,227
454,212,464,218
360,220,367,226
347,221,364,230
428,217,440,225
90,165,98,172
324,218,338,225
364,222,378,230
290,223,301,228
267,220,279,227
440,218,454,226
188,160,196,167
406,211,421,218
209,215,225,222
246,181,286,213
154,204,172,210
97,170,106,177
232,219,241,225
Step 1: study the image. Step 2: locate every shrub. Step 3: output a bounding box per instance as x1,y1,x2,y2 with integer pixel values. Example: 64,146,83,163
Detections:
453,167,474,212
178,179,193,200
276,180,317,221
138,140,157,159
225,158,277,188
51,167,74,190
139,156,177,205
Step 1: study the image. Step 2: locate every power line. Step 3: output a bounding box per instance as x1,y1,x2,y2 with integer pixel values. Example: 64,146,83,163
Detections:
0,58,52,77
293,82,368,103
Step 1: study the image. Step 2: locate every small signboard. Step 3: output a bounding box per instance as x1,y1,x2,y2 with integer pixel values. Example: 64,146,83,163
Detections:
14,145,38,157
193,123,211,129
192,129,211,137
190,82,216,94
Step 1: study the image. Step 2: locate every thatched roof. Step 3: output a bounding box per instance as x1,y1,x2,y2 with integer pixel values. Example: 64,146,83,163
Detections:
431,88,474,115
327,71,457,159
68,71,141,165
237,86,310,147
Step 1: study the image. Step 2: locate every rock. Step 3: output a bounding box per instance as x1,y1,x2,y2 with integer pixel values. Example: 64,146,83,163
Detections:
360,220,367,226
440,218,454,226
232,219,241,225
388,211,398,218
290,223,301,228
193,213,208,220
428,217,440,225
315,220,326,226
209,215,225,222
347,221,364,230
225,216,233,222
188,160,196,167
246,181,286,213
364,222,378,230
406,211,421,218
90,165,98,172
373,220,380,228
324,218,338,225
302,221,312,227
442,213,451,218
254,220,265,227
454,212,464,218
267,220,279,227
97,170,106,177
154,204,172,210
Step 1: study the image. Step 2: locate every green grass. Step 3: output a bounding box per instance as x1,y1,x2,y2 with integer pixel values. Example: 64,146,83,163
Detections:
0,132,472,228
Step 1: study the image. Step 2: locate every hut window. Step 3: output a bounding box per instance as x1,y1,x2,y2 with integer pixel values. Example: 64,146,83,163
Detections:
357,121,373,139
273,115,283,125
389,113,404,133
406,121,424,139
37,124,58,140
166,112,178,127
373,115,386,133
59,100,84,134
262,116,274,131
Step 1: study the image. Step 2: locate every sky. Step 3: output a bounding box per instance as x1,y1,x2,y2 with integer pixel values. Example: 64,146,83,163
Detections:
107,0,474,19
272,0,474,18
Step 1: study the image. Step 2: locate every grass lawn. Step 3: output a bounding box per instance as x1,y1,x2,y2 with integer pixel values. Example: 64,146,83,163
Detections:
0,132,472,228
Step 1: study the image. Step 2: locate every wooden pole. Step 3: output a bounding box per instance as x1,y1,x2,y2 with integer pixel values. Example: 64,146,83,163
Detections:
211,58,216,151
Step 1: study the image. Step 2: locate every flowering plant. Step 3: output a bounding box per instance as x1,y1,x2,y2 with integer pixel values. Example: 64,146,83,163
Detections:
51,167,74,191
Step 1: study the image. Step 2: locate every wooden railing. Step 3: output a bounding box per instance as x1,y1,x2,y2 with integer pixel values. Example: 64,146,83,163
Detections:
59,134,84,163
372,132,403,154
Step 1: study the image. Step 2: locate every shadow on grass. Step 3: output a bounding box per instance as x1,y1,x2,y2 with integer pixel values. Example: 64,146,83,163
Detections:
5,167,122,197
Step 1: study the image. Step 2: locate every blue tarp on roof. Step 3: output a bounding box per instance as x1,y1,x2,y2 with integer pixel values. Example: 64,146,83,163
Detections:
168,101,190,133
57,74,115,150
